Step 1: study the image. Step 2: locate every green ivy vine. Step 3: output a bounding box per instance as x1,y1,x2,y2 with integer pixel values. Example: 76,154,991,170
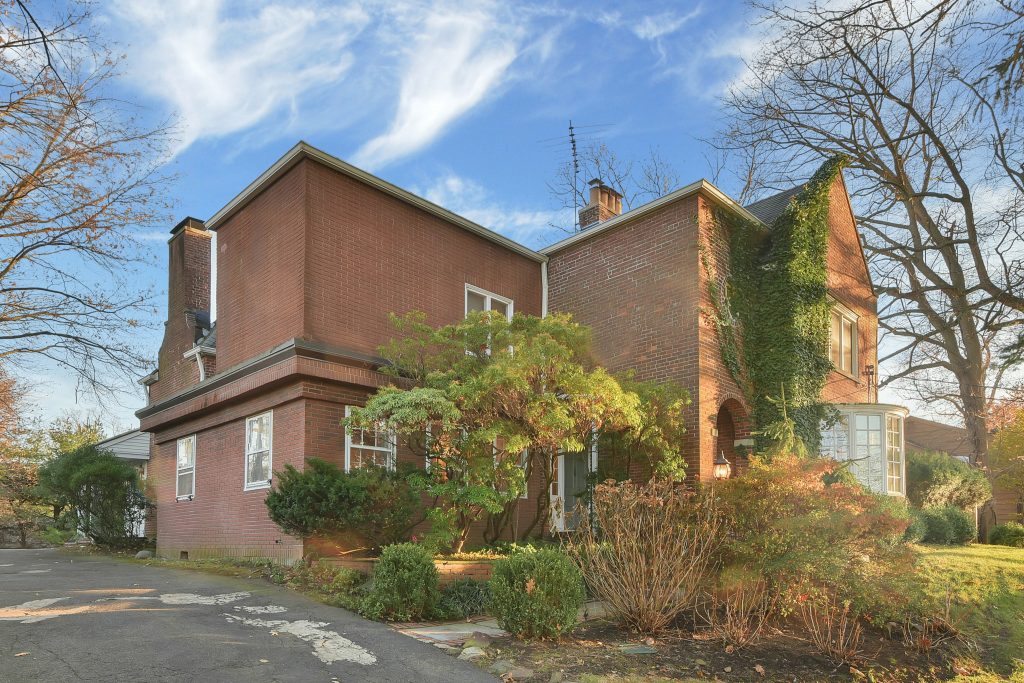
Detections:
708,156,847,452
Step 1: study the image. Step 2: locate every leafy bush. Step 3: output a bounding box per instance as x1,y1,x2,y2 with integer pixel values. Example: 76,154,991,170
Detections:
905,507,929,544
39,525,76,546
566,478,722,634
715,454,915,623
37,445,148,548
490,549,585,639
906,450,991,510
989,522,1024,548
921,506,976,545
265,458,417,550
360,543,440,621
437,578,492,619
284,562,364,609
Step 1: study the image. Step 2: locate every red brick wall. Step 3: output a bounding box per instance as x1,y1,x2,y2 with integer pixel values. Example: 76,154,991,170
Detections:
822,176,877,404
214,162,307,370
302,162,542,352
150,223,212,403
547,195,705,478
151,393,306,561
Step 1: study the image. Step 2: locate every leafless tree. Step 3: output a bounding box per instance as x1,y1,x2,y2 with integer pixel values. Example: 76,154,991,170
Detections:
548,142,680,232
715,0,1024,465
0,1,170,401
989,0,1024,105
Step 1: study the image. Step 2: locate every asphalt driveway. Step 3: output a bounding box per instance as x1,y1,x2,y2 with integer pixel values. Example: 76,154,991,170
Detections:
0,548,496,683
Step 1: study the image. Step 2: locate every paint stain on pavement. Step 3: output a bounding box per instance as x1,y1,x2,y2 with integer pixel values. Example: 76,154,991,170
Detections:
224,613,377,665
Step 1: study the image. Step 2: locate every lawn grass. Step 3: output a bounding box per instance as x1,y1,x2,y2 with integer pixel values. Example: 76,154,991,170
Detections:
915,543,1024,676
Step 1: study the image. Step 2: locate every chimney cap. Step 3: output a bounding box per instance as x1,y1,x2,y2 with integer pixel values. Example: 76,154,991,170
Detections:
170,216,207,235
587,177,606,188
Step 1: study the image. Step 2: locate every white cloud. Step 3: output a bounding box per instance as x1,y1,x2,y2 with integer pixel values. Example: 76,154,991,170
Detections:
352,5,523,170
632,8,701,41
110,0,369,154
416,172,567,247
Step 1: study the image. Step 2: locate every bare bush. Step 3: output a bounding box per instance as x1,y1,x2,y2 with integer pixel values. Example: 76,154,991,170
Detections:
798,591,865,666
565,478,722,634
700,567,776,649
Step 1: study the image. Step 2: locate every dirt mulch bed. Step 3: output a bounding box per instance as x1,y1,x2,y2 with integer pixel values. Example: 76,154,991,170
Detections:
472,620,958,682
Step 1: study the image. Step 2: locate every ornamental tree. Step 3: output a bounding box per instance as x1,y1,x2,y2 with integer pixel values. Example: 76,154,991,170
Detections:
347,311,688,552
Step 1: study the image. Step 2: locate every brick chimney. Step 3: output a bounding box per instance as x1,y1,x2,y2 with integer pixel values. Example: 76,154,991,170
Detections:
578,178,623,229
150,217,212,403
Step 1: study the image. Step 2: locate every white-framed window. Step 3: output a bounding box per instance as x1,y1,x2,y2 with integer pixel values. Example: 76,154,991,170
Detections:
886,415,904,495
244,411,273,490
465,284,513,320
830,306,858,376
854,413,882,467
176,435,196,500
345,406,396,471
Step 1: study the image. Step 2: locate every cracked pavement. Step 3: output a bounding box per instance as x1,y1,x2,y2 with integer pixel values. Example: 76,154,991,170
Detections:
0,549,497,683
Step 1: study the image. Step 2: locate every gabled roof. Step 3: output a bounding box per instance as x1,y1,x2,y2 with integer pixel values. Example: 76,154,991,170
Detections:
743,185,806,225
905,416,973,459
541,179,763,255
205,141,546,263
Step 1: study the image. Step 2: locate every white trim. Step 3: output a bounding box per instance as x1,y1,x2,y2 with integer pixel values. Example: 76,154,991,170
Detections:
541,179,763,255
243,411,273,491
205,141,546,263
175,434,196,500
344,405,396,472
183,346,215,382
464,283,514,319
829,305,859,378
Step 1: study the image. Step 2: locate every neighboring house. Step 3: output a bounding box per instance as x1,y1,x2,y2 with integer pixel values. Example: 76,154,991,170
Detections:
137,142,909,561
93,429,153,538
905,415,1023,529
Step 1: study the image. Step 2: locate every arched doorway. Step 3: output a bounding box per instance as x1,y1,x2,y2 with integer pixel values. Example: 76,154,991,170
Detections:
715,399,751,477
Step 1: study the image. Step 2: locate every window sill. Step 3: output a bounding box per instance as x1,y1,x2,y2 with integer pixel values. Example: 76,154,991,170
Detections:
175,495,194,502
831,368,861,382
243,482,271,491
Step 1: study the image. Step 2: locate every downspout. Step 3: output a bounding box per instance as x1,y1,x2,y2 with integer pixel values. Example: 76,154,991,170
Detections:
541,260,549,318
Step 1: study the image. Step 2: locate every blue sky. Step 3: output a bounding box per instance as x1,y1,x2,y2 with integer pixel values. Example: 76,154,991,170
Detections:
39,0,770,428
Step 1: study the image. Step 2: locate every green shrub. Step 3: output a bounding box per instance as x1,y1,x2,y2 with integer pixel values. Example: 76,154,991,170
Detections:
489,549,585,639
905,507,928,544
265,458,417,550
37,445,149,548
437,578,492,619
906,450,991,510
988,521,1024,548
921,506,976,544
360,543,440,621
39,525,76,546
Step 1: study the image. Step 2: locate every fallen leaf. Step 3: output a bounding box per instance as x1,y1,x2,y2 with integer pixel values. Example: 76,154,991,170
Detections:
754,664,765,676
725,644,735,654
524,578,536,594
14,652,29,657
259,659,268,663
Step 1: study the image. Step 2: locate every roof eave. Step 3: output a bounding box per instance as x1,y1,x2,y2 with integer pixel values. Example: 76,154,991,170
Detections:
204,141,547,264
540,179,763,255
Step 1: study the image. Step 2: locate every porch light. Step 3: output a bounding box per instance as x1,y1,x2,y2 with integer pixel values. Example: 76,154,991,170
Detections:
713,451,732,481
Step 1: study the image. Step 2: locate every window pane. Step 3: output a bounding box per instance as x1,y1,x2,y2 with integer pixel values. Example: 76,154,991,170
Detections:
177,471,194,497
491,299,508,319
247,451,270,484
247,415,270,453
830,312,841,367
842,318,854,371
467,290,486,314
352,447,391,470
177,438,194,469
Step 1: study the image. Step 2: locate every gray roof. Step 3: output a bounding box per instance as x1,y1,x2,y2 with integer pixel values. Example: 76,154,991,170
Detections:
95,429,150,461
743,185,805,225
197,323,216,349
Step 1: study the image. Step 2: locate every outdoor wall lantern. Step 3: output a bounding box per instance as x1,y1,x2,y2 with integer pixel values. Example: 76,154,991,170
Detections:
713,451,732,481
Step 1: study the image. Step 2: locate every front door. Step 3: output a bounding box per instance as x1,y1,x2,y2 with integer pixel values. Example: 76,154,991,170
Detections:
562,451,590,529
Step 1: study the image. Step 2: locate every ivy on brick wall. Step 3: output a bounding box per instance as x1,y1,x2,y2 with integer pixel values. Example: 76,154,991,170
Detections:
708,156,847,452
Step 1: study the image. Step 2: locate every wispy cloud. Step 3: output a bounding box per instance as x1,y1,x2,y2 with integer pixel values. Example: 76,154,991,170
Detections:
632,8,702,41
352,4,524,169
109,0,369,154
416,172,567,247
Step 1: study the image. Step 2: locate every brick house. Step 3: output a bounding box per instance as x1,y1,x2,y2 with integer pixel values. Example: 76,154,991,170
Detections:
137,142,909,560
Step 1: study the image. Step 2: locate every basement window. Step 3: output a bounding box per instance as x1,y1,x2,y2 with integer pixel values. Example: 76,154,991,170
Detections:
176,435,196,500
244,411,273,490
345,406,396,471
